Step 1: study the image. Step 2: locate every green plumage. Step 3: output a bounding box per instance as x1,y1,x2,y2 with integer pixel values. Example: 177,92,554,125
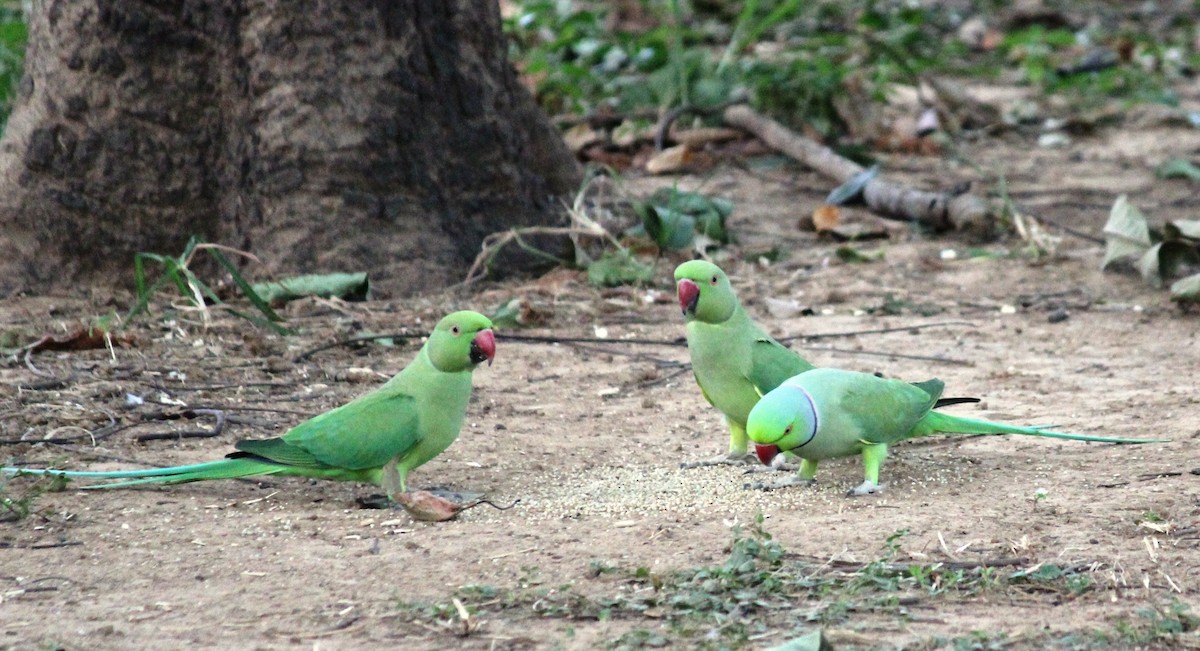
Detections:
747,368,1166,495
3,311,496,500
674,260,814,461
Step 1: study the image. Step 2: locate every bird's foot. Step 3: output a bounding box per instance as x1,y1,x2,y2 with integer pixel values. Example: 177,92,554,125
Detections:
356,493,392,509
743,476,817,491
680,452,757,469
846,480,884,497
741,455,798,474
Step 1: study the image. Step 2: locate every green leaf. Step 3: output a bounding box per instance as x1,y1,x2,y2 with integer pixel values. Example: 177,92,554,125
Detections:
1156,159,1200,181
835,245,885,263
211,250,285,319
489,298,523,330
826,164,879,205
1101,194,1153,270
762,629,833,651
651,208,698,250
1137,241,1200,287
632,188,733,250
250,272,371,305
586,250,654,287
1170,273,1200,304
1165,219,1200,241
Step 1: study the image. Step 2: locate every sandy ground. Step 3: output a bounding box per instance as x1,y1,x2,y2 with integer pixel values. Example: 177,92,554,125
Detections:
4,95,1200,649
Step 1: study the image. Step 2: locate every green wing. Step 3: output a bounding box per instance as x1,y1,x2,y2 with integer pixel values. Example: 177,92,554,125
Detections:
843,375,942,445
746,338,815,396
270,389,421,471
234,438,331,468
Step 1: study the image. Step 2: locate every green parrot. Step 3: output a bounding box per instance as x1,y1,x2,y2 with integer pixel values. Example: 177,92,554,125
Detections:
2,311,496,504
674,259,816,467
745,367,1165,496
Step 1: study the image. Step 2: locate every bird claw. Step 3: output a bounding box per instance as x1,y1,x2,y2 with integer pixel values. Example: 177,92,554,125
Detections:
680,453,757,469
743,477,816,491
846,481,884,497
742,456,798,474
357,493,393,510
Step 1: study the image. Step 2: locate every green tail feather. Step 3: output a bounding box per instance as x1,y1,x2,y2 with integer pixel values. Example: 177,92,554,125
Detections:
3,458,379,489
3,459,288,489
918,412,1163,444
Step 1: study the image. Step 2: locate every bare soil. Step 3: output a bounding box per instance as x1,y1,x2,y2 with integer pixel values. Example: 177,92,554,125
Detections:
3,96,1200,650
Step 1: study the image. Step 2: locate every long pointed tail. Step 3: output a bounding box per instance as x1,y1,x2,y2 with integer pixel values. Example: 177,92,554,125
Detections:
918,411,1163,444
2,458,286,489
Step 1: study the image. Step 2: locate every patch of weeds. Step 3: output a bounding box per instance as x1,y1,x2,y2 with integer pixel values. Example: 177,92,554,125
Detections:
1140,510,1164,523
401,517,1129,647
996,22,1189,109
0,4,25,130
503,1,973,137
125,236,291,335
0,472,70,522
588,560,619,577
1119,600,1199,644
610,628,669,650
948,629,1010,651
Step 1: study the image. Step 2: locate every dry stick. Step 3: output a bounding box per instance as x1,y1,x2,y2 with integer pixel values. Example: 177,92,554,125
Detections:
0,541,82,550
135,409,226,443
291,322,975,367
150,381,297,392
0,416,132,447
293,332,427,362
792,554,1030,572
16,378,69,391
781,320,978,343
499,333,686,347
722,104,995,234
797,344,972,367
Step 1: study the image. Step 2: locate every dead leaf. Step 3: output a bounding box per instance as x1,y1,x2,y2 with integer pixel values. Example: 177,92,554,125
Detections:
1101,194,1152,270
1170,273,1200,306
671,127,743,147
562,123,603,153
644,144,693,174
811,205,840,232
29,328,134,353
765,297,807,319
580,144,633,170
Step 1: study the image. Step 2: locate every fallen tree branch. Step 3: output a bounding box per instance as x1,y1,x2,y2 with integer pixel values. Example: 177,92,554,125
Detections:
722,104,996,234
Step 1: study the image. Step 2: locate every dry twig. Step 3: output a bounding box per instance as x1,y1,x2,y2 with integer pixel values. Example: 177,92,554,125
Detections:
722,104,995,234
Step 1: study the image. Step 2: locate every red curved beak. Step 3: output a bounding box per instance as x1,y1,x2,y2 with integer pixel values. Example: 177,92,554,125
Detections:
677,279,700,315
754,444,780,466
471,329,496,366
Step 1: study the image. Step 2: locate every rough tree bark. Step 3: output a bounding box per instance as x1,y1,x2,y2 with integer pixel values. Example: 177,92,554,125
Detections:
0,0,581,297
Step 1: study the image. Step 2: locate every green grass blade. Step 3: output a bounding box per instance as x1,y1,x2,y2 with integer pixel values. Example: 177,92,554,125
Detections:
208,249,284,322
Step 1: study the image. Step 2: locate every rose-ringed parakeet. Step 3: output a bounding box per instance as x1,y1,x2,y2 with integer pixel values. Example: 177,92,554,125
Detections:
3,311,496,507
746,367,1165,496
674,260,816,467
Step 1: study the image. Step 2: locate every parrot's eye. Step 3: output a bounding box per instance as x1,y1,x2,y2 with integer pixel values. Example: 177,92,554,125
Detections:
451,325,461,336
784,425,793,435
710,275,718,286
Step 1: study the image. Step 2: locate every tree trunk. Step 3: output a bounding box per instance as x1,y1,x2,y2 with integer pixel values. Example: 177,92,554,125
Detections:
0,0,580,297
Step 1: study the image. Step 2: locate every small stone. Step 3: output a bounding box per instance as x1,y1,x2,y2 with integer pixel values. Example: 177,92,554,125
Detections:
1047,308,1069,323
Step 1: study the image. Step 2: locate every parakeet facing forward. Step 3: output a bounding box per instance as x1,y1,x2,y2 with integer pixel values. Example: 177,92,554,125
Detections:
3,311,496,505
674,260,815,467
746,368,1164,496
